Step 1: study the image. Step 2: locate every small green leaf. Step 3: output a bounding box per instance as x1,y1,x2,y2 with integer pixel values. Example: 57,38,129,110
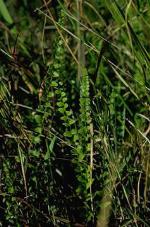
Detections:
60,92,66,97
66,110,72,116
64,131,72,137
29,150,40,158
51,81,58,87
60,115,68,121
64,103,68,109
58,107,65,113
44,136,56,160
69,119,75,125
33,136,41,144
53,71,59,77
57,101,64,107
35,127,42,134
62,97,67,102
8,186,14,194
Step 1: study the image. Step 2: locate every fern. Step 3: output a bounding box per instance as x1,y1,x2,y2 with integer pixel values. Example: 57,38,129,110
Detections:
75,67,94,220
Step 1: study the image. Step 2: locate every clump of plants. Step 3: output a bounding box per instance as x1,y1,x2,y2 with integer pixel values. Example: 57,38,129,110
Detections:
0,0,150,226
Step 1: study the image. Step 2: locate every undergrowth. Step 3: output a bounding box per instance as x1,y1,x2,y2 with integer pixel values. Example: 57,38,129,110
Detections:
0,0,150,226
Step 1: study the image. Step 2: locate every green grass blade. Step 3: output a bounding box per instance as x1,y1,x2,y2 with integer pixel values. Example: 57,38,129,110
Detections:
0,0,13,24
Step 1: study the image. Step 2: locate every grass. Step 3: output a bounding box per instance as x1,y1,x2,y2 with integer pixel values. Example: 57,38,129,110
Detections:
0,0,150,226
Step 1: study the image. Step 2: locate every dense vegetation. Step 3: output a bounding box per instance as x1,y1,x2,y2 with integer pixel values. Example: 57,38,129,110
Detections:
0,0,150,226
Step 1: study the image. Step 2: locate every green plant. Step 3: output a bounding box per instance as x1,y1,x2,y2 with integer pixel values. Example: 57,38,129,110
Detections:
0,1,150,226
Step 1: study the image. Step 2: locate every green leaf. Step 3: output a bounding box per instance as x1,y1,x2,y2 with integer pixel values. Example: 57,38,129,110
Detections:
57,101,64,107
33,136,41,144
58,107,65,114
60,115,68,121
0,0,13,24
29,150,40,158
8,186,14,194
66,110,72,116
69,119,75,125
44,136,56,160
51,81,58,87
64,131,72,137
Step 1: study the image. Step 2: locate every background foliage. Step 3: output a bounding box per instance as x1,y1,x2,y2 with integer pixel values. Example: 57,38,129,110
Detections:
0,0,150,226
